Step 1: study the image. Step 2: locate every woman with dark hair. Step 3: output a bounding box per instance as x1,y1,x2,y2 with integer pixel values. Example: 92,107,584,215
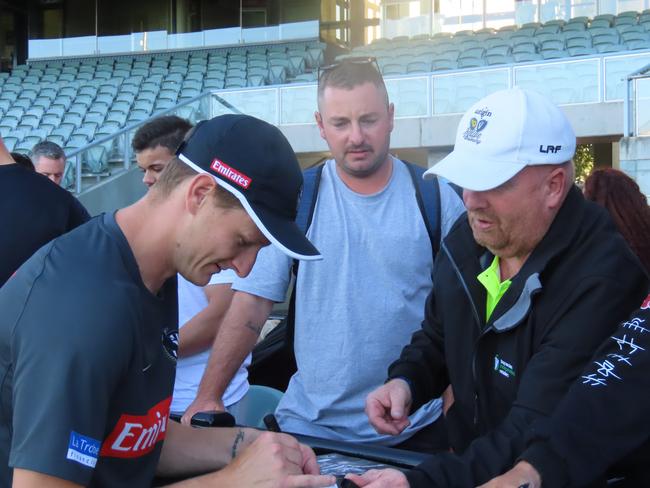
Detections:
583,168,650,273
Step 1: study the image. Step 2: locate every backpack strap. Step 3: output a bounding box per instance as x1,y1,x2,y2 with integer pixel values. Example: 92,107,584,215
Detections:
404,160,442,255
295,165,324,234
286,164,324,347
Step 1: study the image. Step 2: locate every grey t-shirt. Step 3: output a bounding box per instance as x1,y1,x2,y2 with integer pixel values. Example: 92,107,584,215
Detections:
0,213,178,486
233,158,464,444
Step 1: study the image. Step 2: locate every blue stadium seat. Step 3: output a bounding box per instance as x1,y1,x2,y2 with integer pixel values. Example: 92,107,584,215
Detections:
595,43,626,53
591,19,614,30
513,52,542,62
406,60,431,74
541,49,568,59
486,54,513,65
458,57,486,68
626,39,650,50
432,59,458,70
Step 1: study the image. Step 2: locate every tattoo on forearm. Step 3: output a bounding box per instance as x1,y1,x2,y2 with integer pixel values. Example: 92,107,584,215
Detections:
231,428,245,460
244,321,263,336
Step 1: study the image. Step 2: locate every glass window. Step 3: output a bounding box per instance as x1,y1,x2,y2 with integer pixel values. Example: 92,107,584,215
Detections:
485,0,516,29
439,0,483,33
201,0,239,30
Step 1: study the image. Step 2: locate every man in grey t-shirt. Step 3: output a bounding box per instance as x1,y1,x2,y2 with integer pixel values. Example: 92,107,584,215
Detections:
183,59,464,448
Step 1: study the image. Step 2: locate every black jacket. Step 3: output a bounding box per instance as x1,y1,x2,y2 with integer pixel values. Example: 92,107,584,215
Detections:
388,187,648,487
521,299,650,487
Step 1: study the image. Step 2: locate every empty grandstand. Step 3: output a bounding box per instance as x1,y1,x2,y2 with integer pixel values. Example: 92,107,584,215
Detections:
1,0,650,207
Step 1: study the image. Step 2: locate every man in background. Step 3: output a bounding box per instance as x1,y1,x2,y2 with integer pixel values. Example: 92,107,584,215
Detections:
182,59,465,450
1,137,89,287
132,115,192,188
31,140,66,186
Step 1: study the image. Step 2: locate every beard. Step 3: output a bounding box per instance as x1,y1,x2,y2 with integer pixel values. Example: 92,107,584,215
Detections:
338,145,389,178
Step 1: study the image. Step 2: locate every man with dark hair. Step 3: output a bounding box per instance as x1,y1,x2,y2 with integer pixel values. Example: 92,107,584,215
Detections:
0,138,89,287
31,140,66,186
132,115,193,187
0,115,334,488
182,58,465,449
356,88,648,487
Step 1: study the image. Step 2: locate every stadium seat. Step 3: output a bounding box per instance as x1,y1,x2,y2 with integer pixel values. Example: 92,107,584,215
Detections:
566,36,592,49
458,57,486,68
542,38,566,51
568,46,597,56
541,49,568,59
595,43,626,53
512,42,537,55
621,30,650,42
382,63,406,75
486,54,513,65
626,39,650,50
592,32,620,46
432,59,458,70
616,24,643,35
406,61,431,74
85,145,108,173
1,136,17,150
513,52,542,62
234,385,283,429
247,74,265,87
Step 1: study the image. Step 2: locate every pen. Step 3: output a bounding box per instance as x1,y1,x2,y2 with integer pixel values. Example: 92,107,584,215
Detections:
263,413,282,432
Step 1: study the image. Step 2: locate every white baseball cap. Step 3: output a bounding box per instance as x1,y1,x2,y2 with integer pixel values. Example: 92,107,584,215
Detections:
424,88,576,191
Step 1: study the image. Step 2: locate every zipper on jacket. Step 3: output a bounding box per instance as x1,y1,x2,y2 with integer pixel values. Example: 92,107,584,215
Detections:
443,241,484,427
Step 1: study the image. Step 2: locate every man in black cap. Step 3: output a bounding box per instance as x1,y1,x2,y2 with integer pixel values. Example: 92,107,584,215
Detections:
0,115,333,488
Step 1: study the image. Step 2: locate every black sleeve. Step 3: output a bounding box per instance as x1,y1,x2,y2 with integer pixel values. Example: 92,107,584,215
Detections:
8,252,132,485
67,195,91,230
387,280,449,411
405,275,647,488
521,301,650,487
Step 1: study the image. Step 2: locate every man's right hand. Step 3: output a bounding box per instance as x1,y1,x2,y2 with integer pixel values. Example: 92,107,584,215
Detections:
215,432,335,487
365,379,412,435
180,397,225,426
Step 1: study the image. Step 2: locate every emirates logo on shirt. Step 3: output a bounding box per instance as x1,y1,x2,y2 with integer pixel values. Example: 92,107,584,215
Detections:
100,397,171,458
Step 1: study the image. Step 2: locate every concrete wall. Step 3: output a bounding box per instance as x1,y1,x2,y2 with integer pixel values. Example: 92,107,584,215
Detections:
281,102,623,155
619,136,650,197
78,167,145,216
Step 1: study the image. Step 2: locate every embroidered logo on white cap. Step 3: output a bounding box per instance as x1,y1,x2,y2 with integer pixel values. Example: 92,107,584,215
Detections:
463,107,492,145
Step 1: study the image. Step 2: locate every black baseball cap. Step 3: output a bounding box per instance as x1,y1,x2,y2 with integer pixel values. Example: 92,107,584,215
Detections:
176,114,321,261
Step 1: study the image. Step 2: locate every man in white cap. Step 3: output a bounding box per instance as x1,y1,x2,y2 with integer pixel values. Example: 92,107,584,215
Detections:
356,88,648,487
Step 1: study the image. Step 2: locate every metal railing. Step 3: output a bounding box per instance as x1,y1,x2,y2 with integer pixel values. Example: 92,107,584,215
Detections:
623,61,650,137
210,50,650,127
66,91,239,194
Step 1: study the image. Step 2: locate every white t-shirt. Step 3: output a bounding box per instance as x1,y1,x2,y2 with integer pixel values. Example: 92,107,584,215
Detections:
171,270,251,413
232,158,465,444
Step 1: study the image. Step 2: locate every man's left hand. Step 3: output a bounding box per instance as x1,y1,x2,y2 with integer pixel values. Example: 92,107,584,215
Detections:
476,461,541,488
346,468,409,487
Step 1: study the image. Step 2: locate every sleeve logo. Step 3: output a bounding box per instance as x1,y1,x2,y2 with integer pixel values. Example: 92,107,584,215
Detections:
67,431,101,468
100,397,171,458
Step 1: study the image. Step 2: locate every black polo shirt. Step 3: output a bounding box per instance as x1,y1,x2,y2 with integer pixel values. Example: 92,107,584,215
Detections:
0,212,178,486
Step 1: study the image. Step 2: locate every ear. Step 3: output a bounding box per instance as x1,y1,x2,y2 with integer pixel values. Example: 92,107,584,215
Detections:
185,174,216,215
315,111,326,140
388,102,395,132
545,166,568,209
